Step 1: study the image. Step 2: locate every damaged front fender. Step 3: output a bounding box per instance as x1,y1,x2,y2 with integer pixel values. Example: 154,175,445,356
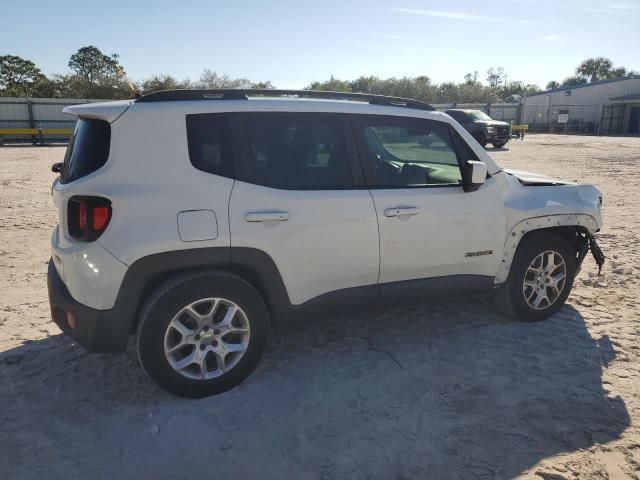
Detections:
495,213,602,283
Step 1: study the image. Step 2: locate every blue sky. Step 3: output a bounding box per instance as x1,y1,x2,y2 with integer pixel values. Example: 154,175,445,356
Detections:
2,0,639,89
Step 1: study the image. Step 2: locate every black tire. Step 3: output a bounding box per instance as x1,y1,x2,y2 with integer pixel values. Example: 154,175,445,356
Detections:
472,133,488,148
494,232,576,322
492,141,507,148
136,271,269,398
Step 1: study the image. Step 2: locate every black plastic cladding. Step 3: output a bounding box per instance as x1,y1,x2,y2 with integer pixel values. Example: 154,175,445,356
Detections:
135,89,436,112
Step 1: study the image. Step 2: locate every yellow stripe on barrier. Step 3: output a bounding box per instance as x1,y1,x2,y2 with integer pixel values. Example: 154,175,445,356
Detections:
40,128,74,135
511,124,529,131
0,128,74,135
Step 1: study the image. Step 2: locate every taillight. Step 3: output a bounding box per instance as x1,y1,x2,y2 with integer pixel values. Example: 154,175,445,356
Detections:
92,206,110,230
68,196,112,241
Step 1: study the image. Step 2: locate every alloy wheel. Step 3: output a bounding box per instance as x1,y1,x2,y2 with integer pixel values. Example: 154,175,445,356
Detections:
163,297,250,380
522,250,567,310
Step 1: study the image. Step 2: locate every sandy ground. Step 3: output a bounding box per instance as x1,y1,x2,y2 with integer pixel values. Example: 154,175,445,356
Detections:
1,135,639,479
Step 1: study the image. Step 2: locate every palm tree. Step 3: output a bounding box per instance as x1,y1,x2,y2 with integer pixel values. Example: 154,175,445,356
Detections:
576,57,613,82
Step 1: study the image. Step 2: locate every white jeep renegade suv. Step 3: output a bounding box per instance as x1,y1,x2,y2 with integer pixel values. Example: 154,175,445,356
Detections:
47,89,605,398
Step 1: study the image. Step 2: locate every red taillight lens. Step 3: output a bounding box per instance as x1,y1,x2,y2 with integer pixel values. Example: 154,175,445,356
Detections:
68,197,111,242
92,206,110,231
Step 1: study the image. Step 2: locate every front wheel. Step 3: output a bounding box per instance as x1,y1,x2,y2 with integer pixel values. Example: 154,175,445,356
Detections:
494,233,576,322
136,272,269,398
492,141,507,148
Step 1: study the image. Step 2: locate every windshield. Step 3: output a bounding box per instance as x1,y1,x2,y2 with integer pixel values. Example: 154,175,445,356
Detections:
467,111,493,122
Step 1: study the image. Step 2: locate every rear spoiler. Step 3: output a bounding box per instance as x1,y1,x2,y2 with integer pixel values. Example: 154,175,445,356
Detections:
62,100,132,123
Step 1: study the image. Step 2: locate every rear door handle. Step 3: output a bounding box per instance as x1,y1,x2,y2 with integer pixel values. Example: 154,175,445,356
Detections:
245,211,291,222
384,207,419,217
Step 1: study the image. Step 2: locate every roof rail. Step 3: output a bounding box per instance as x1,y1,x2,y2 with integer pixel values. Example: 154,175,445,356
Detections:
135,89,435,111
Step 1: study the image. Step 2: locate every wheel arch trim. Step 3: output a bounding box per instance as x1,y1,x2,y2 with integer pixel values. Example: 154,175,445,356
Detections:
116,247,291,335
495,213,598,284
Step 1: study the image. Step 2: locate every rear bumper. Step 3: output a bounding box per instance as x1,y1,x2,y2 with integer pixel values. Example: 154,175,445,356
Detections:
47,260,130,353
50,227,128,310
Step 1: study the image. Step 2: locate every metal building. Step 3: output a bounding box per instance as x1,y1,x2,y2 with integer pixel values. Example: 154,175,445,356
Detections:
522,76,640,135
0,97,105,143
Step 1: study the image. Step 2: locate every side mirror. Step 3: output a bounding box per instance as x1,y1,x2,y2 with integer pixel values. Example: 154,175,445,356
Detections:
51,162,63,174
463,160,487,192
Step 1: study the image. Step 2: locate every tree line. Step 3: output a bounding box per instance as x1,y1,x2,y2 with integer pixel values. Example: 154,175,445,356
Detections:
0,46,637,103
0,46,274,99
544,57,637,90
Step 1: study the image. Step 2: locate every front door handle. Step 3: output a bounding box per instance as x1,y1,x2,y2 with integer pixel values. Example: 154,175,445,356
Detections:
245,211,291,222
384,207,419,217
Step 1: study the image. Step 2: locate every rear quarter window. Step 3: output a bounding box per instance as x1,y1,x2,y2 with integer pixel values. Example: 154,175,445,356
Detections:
61,118,111,184
186,114,234,178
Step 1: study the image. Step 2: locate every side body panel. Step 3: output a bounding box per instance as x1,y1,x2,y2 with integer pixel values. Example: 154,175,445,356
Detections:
371,176,506,284
94,103,235,266
229,182,380,305
351,113,507,285
501,172,603,231
496,171,603,283
51,102,235,309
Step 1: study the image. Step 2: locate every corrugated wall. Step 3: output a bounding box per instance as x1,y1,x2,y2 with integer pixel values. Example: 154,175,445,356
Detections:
0,97,106,130
0,99,31,129
522,77,640,130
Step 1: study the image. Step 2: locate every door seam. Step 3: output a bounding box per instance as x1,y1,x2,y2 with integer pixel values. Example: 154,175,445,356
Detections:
367,189,382,286
228,179,236,261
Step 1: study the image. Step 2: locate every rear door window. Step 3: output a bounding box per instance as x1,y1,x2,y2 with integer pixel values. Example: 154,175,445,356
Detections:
236,114,354,189
61,118,111,183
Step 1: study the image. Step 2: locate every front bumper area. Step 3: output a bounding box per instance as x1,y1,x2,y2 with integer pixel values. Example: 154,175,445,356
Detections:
486,133,510,143
47,260,130,353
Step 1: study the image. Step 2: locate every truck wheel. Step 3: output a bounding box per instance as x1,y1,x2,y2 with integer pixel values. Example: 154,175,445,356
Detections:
136,271,269,398
492,141,507,148
472,133,488,148
494,232,576,322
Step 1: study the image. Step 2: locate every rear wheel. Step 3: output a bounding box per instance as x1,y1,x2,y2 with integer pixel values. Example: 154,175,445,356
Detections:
472,133,488,148
495,233,576,322
136,272,269,398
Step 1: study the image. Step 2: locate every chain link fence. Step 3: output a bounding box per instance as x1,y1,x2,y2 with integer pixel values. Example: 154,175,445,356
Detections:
521,103,602,134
